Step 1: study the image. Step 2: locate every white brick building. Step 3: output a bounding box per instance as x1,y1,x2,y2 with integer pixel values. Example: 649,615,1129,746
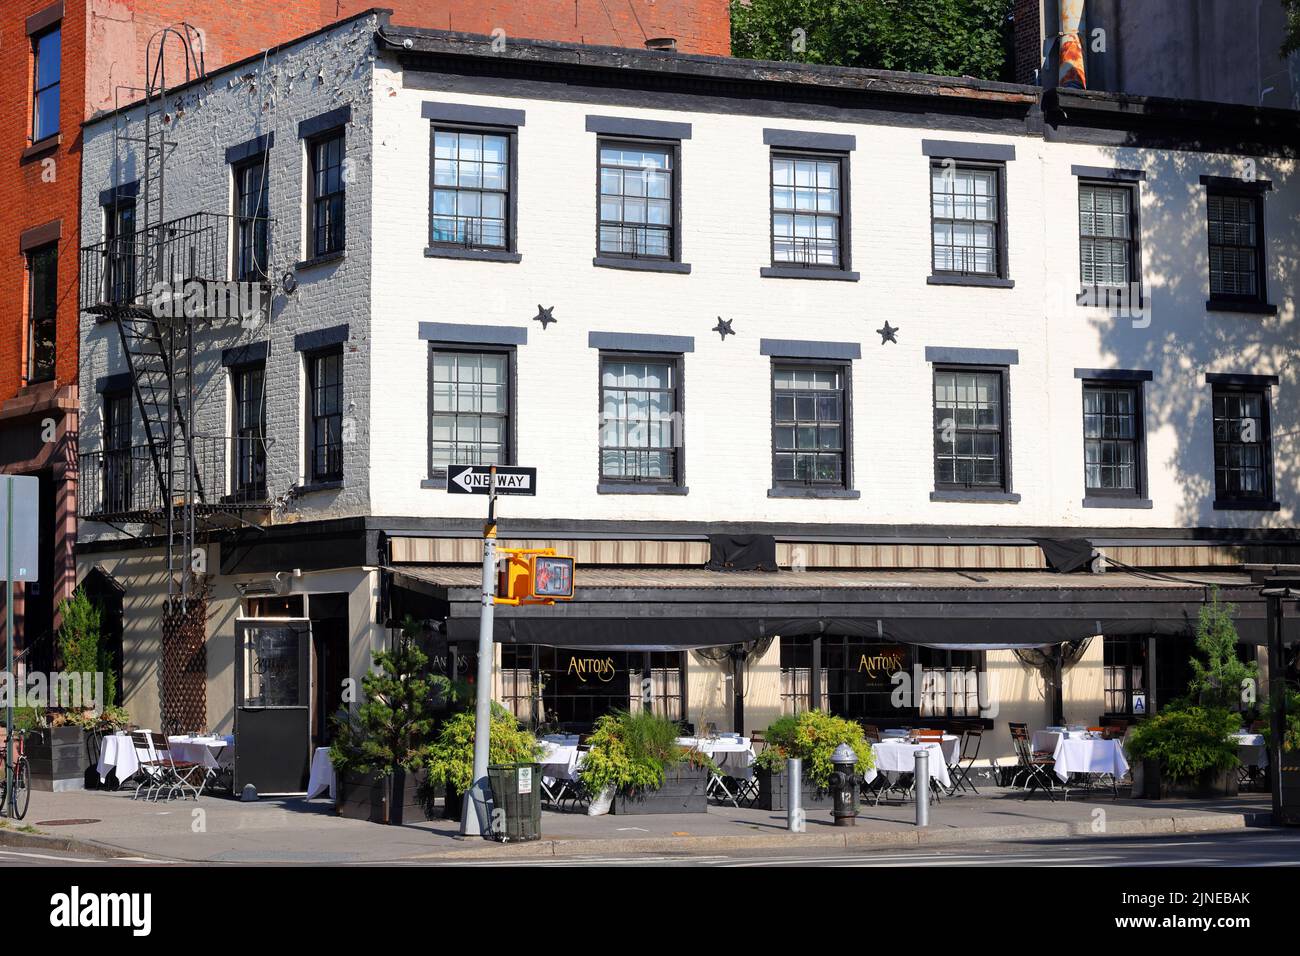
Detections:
75,11,1300,789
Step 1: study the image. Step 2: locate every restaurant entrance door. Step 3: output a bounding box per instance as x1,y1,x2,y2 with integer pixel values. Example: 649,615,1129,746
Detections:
234,619,312,794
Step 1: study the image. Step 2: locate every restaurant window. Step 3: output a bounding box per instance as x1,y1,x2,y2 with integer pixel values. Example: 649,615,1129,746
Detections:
822,638,909,722
428,349,510,480
770,151,847,269
931,162,1003,278
599,355,680,486
232,362,267,499
431,127,511,250
308,130,346,257
307,349,343,483
772,364,848,489
933,366,1007,491
523,648,685,731
1082,381,1143,497
32,25,60,143
628,653,683,721
918,648,981,718
103,391,132,514
1104,636,1147,715
104,199,136,305
1207,188,1264,302
598,141,676,260
500,645,537,724
26,243,57,384
1212,384,1273,503
1079,182,1136,290
779,636,825,716
234,156,270,281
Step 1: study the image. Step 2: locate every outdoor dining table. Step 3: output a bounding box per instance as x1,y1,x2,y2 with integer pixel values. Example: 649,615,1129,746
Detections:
306,746,336,799
1050,734,1129,783
167,734,235,770
1231,732,1268,768
538,736,584,803
96,731,156,785
866,740,952,790
675,735,756,806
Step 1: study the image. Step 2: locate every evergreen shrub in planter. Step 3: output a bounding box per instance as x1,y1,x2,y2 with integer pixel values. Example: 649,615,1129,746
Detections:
752,710,874,811
579,710,715,814
1127,705,1241,800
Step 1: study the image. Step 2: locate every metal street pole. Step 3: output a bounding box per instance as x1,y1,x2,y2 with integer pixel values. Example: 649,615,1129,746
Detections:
1263,586,1293,826
5,477,14,816
460,466,498,837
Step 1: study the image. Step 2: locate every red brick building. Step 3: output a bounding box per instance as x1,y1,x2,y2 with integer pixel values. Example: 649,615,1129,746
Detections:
0,0,729,668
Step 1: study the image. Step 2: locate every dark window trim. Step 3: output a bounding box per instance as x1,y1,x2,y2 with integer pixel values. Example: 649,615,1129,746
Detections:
587,114,691,140
425,343,516,485
96,372,133,394
1074,367,1153,382
222,340,270,368
298,106,351,141
1209,379,1277,509
589,331,694,353
1080,377,1148,500
769,356,854,495
1071,165,1145,182
928,157,1009,282
305,346,344,485
763,128,857,152
930,362,1013,496
767,147,854,276
427,121,519,256
1203,180,1269,309
19,219,61,252
925,346,1019,366
421,101,525,128
922,138,1016,162
293,324,348,352
419,322,528,346
306,127,346,258
597,349,686,491
98,181,139,208
26,2,63,36
594,135,683,264
760,338,861,361
1076,177,1143,301
225,132,274,166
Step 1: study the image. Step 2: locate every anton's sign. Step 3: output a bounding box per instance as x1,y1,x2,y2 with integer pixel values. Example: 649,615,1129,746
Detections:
566,655,616,683
857,646,906,680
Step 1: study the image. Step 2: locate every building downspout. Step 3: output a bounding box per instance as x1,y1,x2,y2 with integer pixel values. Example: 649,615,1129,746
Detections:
1058,0,1087,89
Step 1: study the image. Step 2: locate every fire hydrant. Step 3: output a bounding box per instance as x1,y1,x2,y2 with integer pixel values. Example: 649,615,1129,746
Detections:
829,742,859,827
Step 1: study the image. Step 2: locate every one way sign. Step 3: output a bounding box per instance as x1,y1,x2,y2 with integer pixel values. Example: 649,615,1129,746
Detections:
446,465,537,496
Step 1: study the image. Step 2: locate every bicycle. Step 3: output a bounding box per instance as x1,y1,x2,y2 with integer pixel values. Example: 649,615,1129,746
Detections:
0,730,31,820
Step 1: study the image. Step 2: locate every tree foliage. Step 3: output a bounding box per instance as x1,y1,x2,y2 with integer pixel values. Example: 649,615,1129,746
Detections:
1187,587,1257,711
423,702,543,794
730,0,1016,81
55,587,116,708
1283,0,1300,56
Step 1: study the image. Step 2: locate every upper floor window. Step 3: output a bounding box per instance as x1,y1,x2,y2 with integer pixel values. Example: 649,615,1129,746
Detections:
1079,182,1137,290
32,25,60,143
308,131,345,257
772,364,847,488
933,367,1006,491
1211,383,1273,504
431,128,510,250
598,142,675,260
103,390,133,514
1207,188,1264,302
930,163,1003,278
429,349,510,478
232,362,267,499
307,349,343,483
26,244,57,383
599,355,680,485
104,199,136,305
234,157,270,281
1082,381,1143,497
770,152,846,269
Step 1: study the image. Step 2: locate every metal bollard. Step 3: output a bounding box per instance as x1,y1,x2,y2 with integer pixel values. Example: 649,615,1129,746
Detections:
787,757,805,832
915,748,930,828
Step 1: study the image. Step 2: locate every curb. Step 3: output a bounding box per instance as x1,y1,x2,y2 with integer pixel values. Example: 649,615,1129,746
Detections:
423,811,1260,860
0,827,139,860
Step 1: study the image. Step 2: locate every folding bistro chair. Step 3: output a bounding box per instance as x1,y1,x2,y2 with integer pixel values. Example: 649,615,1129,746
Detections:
138,733,207,801
945,728,982,795
1010,723,1061,801
129,731,162,800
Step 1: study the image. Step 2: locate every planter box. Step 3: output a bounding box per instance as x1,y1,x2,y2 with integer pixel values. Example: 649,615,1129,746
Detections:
1139,760,1239,800
26,727,87,792
335,767,428,825
613,764,708,814
754,767,834,811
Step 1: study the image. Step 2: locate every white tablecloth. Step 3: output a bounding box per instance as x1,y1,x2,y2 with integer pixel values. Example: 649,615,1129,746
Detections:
306,747,336,799
97,733,155,783
1231,732,1268,767
1051,736,1129,781
675,736,756,778
538,736,584,783
867,741,952,789
167,735,234,770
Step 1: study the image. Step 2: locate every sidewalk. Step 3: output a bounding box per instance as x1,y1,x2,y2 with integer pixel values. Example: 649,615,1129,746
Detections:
3,785,1273,864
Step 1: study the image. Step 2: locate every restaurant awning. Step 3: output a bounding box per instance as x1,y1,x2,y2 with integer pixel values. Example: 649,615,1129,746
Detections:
387,565,1300,648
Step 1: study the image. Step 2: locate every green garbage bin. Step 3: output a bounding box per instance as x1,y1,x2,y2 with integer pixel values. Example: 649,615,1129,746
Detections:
487,763,542,842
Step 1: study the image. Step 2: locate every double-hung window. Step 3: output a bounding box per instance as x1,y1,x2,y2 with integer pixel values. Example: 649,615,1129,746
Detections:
234,157,270,281
1078,182,1137,291
428,349,510,478
232,362,267,499
770,152,847,269
1207,184,1267,305
308,130,345,258
307,349,343,483
932,367,1007,491
930,163,1003,278
1211,381,1274,506
1082,380,1144,497
103,390,132,514
772,364,848,488
26,244,57,384
32,25,60,144
598,141,675,260
431,128,511,250
599,355,680,486
104,199,136,305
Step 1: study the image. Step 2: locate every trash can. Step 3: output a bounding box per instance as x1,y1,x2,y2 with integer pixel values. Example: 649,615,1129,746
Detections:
487,763,542,842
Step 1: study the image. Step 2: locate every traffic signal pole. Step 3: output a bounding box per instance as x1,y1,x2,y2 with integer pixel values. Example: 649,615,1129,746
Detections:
460,467,498,837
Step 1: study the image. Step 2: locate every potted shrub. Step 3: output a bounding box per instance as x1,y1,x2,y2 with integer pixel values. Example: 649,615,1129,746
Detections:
330,620,447,825
579,710,715,814
1127,705,1241,799
422,703,543,820
753,710,875,811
